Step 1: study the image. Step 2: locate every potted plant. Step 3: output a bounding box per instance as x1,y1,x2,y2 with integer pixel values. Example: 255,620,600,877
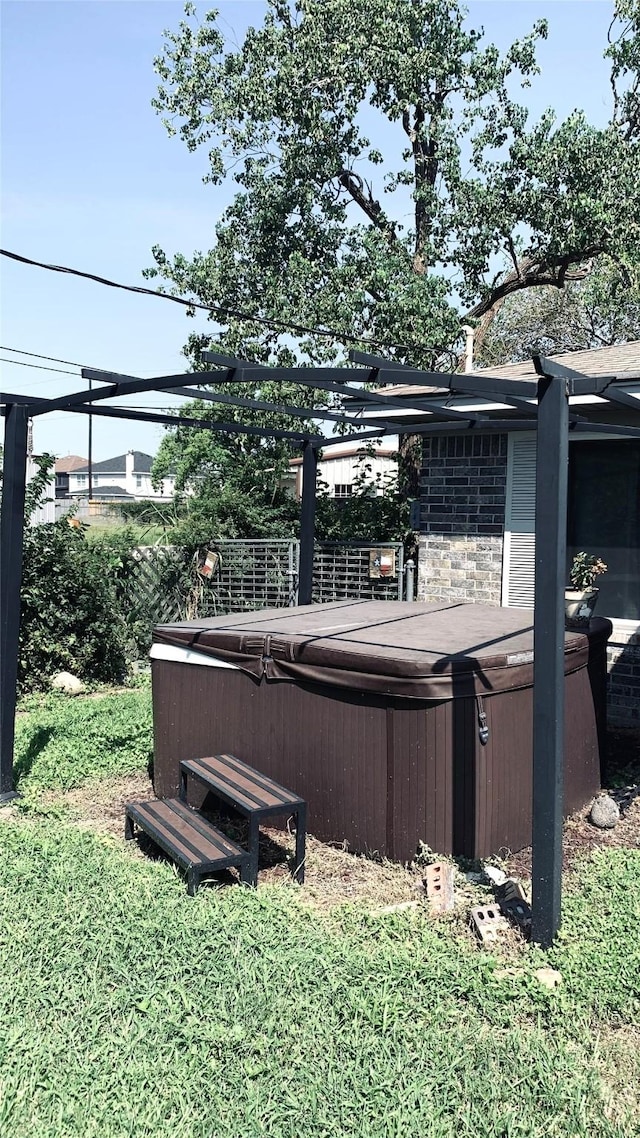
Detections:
565,552,607,628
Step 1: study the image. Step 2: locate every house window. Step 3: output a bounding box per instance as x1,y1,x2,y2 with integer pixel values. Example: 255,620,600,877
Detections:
334,484,353,498
135,475,143,489
567,441,640,621
77,475,87,486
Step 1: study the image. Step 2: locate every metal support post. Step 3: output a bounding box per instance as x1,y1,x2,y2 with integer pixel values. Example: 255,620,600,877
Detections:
404,559,415,602
531,375,569,947
298,441,318,606
0,402,29,802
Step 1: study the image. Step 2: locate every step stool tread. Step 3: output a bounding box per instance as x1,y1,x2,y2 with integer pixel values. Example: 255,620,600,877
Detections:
181,753,304,814
126,798,249,870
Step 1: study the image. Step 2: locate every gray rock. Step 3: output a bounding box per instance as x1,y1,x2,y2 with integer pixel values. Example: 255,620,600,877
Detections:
589,795,620,829
51,671,85,695
483,864,508,887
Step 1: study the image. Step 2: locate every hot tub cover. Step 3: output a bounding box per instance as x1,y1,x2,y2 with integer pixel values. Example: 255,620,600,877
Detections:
153,601,602,700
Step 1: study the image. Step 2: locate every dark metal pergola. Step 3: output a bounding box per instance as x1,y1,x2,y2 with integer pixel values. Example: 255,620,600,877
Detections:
2,348,639,947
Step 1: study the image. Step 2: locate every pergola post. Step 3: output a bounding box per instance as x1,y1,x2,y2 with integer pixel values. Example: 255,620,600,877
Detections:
531,374,570,946
298,441,318,605
0,402,29,801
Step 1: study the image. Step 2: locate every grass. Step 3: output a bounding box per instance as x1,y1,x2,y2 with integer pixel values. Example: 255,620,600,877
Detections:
14,688,153,803
1,691,639,1137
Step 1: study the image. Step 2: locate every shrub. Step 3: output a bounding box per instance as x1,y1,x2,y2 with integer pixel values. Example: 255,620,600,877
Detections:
19,520,133,692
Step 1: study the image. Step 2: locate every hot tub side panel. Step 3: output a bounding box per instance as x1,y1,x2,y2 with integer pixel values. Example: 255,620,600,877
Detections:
471,666,599,859
152,660,389,856
387,668,601,863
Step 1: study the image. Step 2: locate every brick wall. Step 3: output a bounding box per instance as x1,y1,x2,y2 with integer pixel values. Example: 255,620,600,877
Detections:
416,434,508,605
415,430,640,727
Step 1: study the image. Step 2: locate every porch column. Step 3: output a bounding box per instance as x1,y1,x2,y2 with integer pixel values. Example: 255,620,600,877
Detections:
0,402,29,801
531,374,569,946
298,441,318,606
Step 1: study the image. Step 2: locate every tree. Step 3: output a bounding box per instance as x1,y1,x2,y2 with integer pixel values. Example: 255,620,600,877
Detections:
0,455,134,690
149,0,640,370
151,378,327,540
477,256,640,366
146,0,640,534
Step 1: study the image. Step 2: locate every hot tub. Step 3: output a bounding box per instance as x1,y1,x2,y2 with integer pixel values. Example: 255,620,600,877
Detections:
150,601,610,860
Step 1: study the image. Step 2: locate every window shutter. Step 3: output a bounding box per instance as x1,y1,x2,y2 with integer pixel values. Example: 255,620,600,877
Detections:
502,432,536,607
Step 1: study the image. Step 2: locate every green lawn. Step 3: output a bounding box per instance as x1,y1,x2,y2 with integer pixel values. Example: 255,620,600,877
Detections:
1,692,638,1137
14,688,153,802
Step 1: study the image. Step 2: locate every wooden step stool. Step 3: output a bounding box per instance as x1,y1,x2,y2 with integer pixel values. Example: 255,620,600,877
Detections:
125,754,306,894
124,797,251,896
180,753,307,887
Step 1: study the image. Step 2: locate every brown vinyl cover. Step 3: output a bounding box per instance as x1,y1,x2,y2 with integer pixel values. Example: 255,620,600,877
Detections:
153,600,591,700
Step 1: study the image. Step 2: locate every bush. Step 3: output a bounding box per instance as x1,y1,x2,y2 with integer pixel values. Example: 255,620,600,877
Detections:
19,520,133,692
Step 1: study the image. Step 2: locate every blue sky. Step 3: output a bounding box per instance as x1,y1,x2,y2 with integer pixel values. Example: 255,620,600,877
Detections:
1,0,617,459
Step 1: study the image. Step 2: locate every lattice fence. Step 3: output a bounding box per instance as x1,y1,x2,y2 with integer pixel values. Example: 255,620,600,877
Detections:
125,540,299,631
313,542,404,603
122,538,406,649
194,540,299,617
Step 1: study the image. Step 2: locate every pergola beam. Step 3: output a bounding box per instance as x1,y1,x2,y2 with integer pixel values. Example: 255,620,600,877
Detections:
0,403,29,802
531,372,570,947
231,368,490,425
163,386,407,434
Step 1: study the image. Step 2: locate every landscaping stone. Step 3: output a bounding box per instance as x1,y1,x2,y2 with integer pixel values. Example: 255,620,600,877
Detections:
483,864,508,887
534,968,562,990
51,671,85,695
589,795,620,829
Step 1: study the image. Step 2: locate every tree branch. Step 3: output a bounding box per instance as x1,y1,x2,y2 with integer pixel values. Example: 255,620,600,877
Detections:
465,249,601,321
337,169,397,243
460,251,600,366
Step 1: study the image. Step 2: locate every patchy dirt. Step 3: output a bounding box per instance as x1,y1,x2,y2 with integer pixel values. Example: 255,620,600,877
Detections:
61,773,155,839
6,725,638,911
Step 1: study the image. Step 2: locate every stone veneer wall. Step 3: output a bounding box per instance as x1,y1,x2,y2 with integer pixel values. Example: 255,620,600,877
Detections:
607,630,640,725
416,434,508,605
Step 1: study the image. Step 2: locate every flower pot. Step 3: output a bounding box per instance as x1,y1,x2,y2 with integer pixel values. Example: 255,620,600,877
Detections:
564,587,599,629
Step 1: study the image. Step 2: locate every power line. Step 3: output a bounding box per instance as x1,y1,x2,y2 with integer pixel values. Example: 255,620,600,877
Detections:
0,357,79,377
0,345,89,368
0,246,454,357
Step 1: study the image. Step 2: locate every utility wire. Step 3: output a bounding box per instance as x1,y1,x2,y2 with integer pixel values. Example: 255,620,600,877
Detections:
0,345,91,368
0,357,79,377
0,247,455,357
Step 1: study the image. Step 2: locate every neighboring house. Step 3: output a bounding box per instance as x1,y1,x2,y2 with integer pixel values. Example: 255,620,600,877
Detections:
27,455,57,525
365,342,640,725
288,441,398,499
67,450,175,501
54,455,88,499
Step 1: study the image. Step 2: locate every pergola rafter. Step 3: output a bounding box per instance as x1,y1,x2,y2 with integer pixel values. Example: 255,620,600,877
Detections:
2,350,640,948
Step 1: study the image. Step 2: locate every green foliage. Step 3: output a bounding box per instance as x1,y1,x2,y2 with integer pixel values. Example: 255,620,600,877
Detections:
316,452,410,544
19,521,134,692
169,478,301,542
568,552,608,591
150,377,329,541
14,689,152,799
149,0,640,369
0,819,638,1136
142,1,640,530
